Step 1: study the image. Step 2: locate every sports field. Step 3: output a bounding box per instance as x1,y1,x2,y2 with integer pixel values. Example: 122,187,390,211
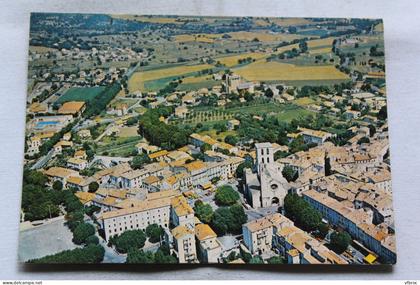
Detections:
56,86,106,104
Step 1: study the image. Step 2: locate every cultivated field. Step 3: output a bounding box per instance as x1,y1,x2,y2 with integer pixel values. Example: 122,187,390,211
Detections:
216,52,268,67
234,60,349,82
128,64,213,92
307,37,335,48
308,47,333,55
228,31,304,42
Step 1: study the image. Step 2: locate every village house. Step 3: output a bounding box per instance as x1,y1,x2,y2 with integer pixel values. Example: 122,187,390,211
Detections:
67,157,88,170
242,213,283,255
297,127,334,146
195,223,222,263
44,166,80,185
170,225,197,263
272,214,348,264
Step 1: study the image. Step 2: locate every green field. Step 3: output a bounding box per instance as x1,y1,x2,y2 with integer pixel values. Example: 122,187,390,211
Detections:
274,104,315,122
97,136,141,157
56,87,106,104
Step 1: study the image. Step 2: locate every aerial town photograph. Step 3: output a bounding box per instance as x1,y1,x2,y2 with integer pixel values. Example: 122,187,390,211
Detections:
18,13,394,265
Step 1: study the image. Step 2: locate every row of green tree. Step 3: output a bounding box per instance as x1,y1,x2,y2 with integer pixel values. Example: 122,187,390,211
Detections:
84,82,122,118
62,189,100,246
29,244,105,264
284,193,328,237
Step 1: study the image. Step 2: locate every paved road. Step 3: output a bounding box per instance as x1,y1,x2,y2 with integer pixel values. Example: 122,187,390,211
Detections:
30,149,54,170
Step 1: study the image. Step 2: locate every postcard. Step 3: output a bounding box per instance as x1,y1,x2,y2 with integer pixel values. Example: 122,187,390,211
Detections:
19,13,394,265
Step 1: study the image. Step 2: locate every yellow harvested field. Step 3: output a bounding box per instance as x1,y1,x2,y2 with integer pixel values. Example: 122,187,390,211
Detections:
128,64,213,91
29,46,56,53
253,19,271,27
308,47,333,55
307,37,335,48
273,43,300,54
216,52,268,67
234,61,349,81
228,31,303,42
216,43,299,67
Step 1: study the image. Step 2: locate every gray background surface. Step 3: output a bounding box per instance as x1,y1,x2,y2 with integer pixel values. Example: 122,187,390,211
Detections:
0,0,419,280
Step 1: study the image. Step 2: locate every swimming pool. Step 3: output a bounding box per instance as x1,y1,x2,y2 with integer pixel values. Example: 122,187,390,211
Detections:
35,121,59,129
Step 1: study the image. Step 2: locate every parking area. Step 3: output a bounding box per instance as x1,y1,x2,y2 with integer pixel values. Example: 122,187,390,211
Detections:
18,216,79,262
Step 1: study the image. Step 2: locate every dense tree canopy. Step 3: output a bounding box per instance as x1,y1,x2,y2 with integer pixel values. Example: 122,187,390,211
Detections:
130,153,151,170
214,185,240,206
330,231,352,254
267,256,285,264
138,107,192,150
145,224,164,243
72,223,96,245
88,182,99,193
211,204,247,235
21,170,62,221
111,230,146,254
52,180,63,191
29,244,105,264
194,201,214,224
281,165,298,182
284,193,322,232
224,135,238,146
126,245,177,264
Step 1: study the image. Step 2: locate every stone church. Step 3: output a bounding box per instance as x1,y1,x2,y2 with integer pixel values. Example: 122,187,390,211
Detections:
243,142,290,208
